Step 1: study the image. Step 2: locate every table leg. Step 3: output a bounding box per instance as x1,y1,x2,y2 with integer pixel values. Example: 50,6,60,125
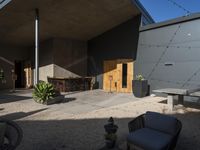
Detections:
178,95,184,105
168,95,174,111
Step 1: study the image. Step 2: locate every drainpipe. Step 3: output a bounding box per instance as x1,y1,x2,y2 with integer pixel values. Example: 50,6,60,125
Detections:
34,8,39,85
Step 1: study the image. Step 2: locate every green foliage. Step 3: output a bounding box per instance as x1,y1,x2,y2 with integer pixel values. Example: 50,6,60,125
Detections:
32,81,56,104
136,74,145,81
104,133,117,141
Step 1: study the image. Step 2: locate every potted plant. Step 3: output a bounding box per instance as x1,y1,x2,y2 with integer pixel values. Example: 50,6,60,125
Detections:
133,74,148,98
104,133,117,149
32,81,64,105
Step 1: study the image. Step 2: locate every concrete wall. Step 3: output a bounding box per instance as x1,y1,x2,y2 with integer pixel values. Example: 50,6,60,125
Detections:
0,37,88,90
30,39,54,82
0,44,28,90
32,38,87,82
135,17,200,94
88,15,141,88
52,39,87,78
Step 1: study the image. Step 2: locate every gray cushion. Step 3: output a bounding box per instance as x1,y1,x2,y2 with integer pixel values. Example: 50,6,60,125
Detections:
127,128,172,150
0,123,6,145
145,111,177,135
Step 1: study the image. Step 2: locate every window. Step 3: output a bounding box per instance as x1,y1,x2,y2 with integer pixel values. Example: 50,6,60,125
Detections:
122,63,127,88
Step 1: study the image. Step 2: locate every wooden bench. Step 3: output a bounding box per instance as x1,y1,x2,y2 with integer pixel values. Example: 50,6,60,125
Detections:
153,88,200,110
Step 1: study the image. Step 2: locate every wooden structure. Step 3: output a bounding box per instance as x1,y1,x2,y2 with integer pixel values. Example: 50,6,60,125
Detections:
103,59,134,93
24,61,33,88
48,77,92,92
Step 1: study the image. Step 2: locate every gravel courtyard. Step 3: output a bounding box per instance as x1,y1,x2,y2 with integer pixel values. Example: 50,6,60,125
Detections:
0,89,200,150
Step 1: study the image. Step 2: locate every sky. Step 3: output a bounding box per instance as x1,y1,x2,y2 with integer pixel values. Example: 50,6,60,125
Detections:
139,0,200,22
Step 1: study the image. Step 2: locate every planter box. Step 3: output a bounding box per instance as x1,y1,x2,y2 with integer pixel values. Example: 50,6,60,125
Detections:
133,80,148,98
44,95,65,105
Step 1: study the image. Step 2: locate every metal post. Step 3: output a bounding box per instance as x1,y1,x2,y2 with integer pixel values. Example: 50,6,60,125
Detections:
34,9,39,85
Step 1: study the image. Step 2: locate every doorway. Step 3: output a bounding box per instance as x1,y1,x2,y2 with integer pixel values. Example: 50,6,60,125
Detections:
14,60,24,88
103,59,134,93
14,60,33,88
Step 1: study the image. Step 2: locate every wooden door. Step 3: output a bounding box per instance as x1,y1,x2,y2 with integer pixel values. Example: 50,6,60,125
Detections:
116,59,134,93
103,59,134,93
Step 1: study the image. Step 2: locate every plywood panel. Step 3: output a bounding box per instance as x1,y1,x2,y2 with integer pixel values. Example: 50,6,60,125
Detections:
103,60,118,92
103,59,134,93
24,61,33,88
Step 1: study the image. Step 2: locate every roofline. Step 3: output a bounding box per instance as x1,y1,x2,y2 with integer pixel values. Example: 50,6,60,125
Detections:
131,0,155,24
140,13,200,32
0,0,11,10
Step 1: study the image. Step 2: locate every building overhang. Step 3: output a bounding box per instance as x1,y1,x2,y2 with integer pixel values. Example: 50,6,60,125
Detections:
0,0,11,9
0,0,142,47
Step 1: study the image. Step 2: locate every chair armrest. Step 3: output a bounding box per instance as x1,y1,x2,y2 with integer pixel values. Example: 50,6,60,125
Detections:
128,114,145,132
168,119,182,150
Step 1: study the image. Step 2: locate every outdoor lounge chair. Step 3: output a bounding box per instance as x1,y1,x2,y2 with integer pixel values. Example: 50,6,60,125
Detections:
127,111,182,150
0,119,23,150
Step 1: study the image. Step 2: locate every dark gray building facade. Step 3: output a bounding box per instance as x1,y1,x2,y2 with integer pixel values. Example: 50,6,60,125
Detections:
135,13,200,94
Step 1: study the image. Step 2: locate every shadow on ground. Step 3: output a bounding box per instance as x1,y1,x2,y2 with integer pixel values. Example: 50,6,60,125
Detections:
0,94,32,104
60,98,76,104
159,99,200,109
0,108,48,120
1,111,198,150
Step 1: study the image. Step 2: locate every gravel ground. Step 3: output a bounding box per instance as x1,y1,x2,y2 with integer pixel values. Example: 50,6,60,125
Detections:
0,90,200,150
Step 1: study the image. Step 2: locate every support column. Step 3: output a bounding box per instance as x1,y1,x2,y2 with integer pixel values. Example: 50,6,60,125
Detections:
34,8,39,85
167,95,174,111
178,95,184,105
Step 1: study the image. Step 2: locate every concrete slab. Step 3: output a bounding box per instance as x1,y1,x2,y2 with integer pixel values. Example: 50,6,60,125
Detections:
0,89,139,115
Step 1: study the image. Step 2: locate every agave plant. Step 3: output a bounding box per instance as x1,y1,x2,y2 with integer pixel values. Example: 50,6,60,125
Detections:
33,81,56,104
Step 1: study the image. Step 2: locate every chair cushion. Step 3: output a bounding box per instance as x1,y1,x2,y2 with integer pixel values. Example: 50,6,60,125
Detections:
145,111,177,135
0,123,7,145
127,128,172,150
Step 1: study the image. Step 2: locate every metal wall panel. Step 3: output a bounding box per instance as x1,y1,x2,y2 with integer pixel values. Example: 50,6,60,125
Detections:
135,18,200,93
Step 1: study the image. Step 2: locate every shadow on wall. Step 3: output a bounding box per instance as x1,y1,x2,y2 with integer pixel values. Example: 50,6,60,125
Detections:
0,110,197,150
87,16,141,89
31,39,88,79
0,58,14,90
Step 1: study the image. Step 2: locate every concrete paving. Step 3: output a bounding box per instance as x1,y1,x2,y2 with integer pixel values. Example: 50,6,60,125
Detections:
0,89,200,150
0,89,139,115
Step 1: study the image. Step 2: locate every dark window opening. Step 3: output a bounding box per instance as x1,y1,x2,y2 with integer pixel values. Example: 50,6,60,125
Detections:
122,63,127,88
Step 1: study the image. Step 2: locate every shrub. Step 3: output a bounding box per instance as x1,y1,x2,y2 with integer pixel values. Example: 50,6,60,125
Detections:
136,74,145,81
32,81,56,104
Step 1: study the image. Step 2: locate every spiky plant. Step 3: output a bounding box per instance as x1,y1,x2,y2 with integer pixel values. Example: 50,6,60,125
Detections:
136,74,145,81
32,81,56,104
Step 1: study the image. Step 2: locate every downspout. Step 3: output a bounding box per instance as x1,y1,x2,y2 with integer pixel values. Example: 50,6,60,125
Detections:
34,9,39,85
